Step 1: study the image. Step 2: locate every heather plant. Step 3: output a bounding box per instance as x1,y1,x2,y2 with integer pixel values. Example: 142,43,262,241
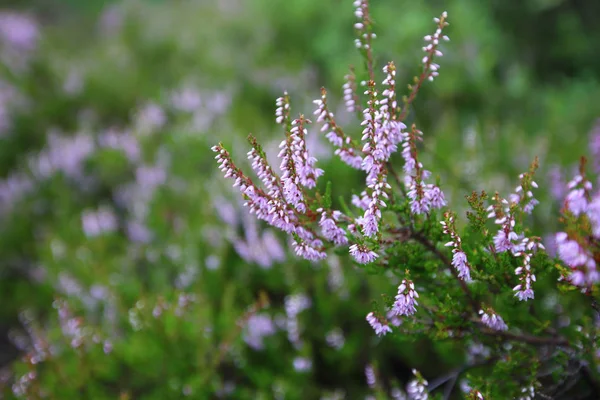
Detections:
213,1,600,398
3,0,600,399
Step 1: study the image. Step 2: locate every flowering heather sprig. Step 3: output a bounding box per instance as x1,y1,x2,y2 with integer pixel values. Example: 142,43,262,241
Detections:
551,161,600,286
289,116,324,188
399,12,449,119
275,92,291,126
381,62,398,122
365,364,376,388
342,67,360,113
350,243,378,264
352,0,376,54
441,212,472,281
351,190,370,210
403,125,446,214
247,135,283,199
508,158,540,214
366,311,392,336
421,13,449,82
406,369,429,400
565,172,592,217
512,237,544,301
317,208,348,246
357,178,390,237
392,279,419,316
212,144,297,234
488,193,518,253
357,76,405,235
313,88,363,169
555,232,597,286
478,307,508,331
278,126,308,213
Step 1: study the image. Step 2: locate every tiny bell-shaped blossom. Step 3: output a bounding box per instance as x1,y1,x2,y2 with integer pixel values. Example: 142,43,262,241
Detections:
407,369,429,400
318,209,348,246
565,174,591,216
350,244,378,264
441,212,472,281
343,69,358,113
421,12,449,82
365,364,376,388
366,312,392,336
479,308,508,331
275,93,290,125
392,279,419,316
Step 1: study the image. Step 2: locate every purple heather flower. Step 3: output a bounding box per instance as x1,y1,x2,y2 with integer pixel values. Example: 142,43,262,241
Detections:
351,191,370,210
350,244,378,264
365,364,376,388
493,229,517,253
243,314,276,350
292,239,327,261
342,74,356,113
319,210,348,246
556,232,590,267
366,312,392,336
441,213,472,280
425,184,446,209
386,308,402,327
479,309,508,331
555,232,599,286
451,251,471,281
565,188,588,216
392,280,419,316
407,369,429,400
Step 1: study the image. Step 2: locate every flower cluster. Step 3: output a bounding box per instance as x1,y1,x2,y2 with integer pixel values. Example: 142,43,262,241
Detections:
441,212,472,281
479,307,508,331
366,312,392,337
392,279,419,316
406,369,429,400
313,88,363,169
487,161,544,300
213,5,450,274
554,166,600,286
402,125,446,214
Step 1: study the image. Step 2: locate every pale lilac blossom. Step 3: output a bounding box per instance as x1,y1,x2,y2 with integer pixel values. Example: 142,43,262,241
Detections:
350,244,378,264
392,279,419,316
366,312,392,336
406,369,429,400
441,213,472,281
318,209,348,246
479,309,508,331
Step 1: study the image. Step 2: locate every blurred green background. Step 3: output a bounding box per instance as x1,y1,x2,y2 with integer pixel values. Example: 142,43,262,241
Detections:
0,0,599,398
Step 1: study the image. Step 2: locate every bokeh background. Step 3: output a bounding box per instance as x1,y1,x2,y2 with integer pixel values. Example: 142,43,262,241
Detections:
1,0,599,398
